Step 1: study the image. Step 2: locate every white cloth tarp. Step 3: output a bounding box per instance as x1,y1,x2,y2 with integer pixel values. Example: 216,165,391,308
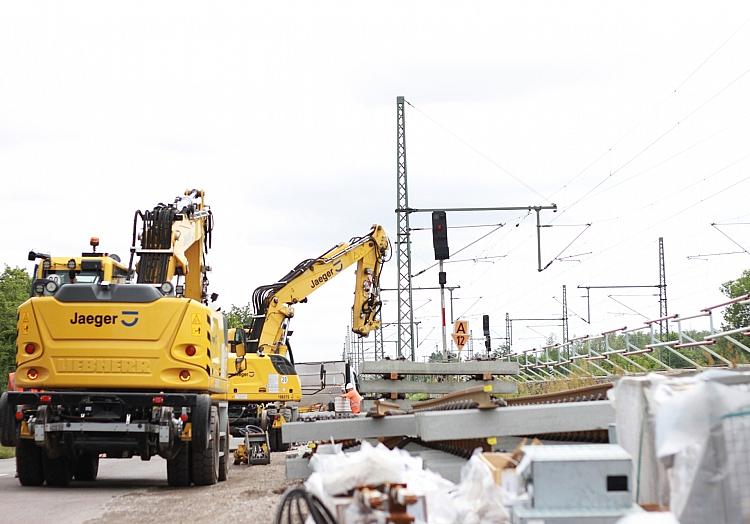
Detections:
612,370,750,524
609,375,669,506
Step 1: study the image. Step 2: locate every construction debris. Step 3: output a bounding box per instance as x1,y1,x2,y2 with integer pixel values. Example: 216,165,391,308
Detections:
303,441,509,524
277,370,750,523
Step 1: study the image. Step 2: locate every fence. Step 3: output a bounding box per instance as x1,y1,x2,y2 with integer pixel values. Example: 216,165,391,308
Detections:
505,293,750,383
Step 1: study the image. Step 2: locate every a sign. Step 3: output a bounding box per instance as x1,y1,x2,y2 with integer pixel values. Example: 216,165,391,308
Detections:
452,332,468,350
452,319,469,350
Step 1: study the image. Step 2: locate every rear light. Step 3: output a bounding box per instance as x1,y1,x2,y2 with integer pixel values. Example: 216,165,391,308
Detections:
185,345,196,357
39,395,52,404
152,396,165,405
24,343,35,354
27,368,39,380
179,370,190,381
180,413,188,422
15,409,23,421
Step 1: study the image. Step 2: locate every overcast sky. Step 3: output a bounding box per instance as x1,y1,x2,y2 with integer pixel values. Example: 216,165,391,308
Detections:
2,1,750,363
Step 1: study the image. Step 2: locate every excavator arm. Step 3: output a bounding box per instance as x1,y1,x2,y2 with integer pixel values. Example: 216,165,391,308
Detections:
237,224,389,363
128,189,214,302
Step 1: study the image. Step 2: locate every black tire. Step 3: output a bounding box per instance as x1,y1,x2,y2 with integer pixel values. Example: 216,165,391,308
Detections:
166,441,191,487
191,405,219,486
218,419,229,482
267,426,277,452
0,392,18,447
73,452,99,481
192,395,212,452
42,451,71,487
16,439,44,486
269,426,289,452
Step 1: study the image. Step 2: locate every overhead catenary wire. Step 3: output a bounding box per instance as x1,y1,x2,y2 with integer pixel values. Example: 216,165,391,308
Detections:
540,224,592,271
588,121,746,201
549,14,750,206
710,222,750,255
405,99,552,203
411,223,505,278
555,70,750,223
457,166,750,329
410,222,504,231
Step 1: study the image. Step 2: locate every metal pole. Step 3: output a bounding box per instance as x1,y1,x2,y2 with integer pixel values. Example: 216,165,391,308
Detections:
439,259,448,360
449,287,455,323
536,208,542,272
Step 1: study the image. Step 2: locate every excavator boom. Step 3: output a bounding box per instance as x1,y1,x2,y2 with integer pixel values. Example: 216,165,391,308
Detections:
247,224,389,356
129,189,214,302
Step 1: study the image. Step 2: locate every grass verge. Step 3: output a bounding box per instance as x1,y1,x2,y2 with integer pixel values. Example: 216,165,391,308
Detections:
0,445,15,459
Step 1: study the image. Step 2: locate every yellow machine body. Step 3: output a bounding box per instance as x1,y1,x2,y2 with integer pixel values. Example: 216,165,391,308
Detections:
15,295,227,393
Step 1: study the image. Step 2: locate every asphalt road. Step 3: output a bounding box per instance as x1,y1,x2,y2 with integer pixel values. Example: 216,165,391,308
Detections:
0,453,294,524
0,455,170,523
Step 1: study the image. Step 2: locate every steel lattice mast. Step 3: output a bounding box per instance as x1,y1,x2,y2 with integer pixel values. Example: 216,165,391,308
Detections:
658,237,668,337
562,284,569,344
396,96,415,360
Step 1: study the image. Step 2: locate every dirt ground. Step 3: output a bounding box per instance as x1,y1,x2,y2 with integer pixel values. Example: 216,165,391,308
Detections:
85,453,301,524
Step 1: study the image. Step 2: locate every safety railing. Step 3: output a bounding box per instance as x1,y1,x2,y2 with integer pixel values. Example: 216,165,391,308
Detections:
504,293,750,383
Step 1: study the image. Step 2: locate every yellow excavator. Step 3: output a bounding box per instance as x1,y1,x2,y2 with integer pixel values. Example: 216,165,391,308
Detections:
0,190,230,487
228,224,389,452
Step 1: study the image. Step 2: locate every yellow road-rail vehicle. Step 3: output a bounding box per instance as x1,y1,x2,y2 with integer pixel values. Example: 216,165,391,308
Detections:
228,225,389,451
0,190,229,487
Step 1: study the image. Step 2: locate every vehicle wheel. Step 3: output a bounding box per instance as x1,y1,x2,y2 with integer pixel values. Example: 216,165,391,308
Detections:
0,393,18,447
166,441,191,487
268,426,289,452
191,405,219,486
192,395,211,452
16,439,44,486
42,451,71,487
73,452,99,481
267,426,277,452
218,419,229,482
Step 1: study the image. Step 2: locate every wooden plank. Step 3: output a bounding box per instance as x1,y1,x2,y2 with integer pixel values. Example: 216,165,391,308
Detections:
359,360,519,376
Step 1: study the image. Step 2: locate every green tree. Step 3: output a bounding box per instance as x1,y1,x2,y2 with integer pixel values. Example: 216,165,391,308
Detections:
225,302,254,329
721,269,750,330
1,266,31,391
427,350,443,362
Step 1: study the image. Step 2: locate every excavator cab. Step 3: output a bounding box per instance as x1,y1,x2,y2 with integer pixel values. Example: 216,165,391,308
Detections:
28,240,130,297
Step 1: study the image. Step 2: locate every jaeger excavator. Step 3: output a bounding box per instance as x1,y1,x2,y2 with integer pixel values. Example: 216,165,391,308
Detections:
0,190,230,487
228,224,389,451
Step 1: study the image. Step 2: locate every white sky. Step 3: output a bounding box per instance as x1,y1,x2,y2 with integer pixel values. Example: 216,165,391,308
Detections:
2,1,750,363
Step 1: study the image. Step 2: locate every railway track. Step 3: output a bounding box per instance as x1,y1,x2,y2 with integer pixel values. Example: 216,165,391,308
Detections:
355,382,613,461
504,382,613,442
504,382,612,406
